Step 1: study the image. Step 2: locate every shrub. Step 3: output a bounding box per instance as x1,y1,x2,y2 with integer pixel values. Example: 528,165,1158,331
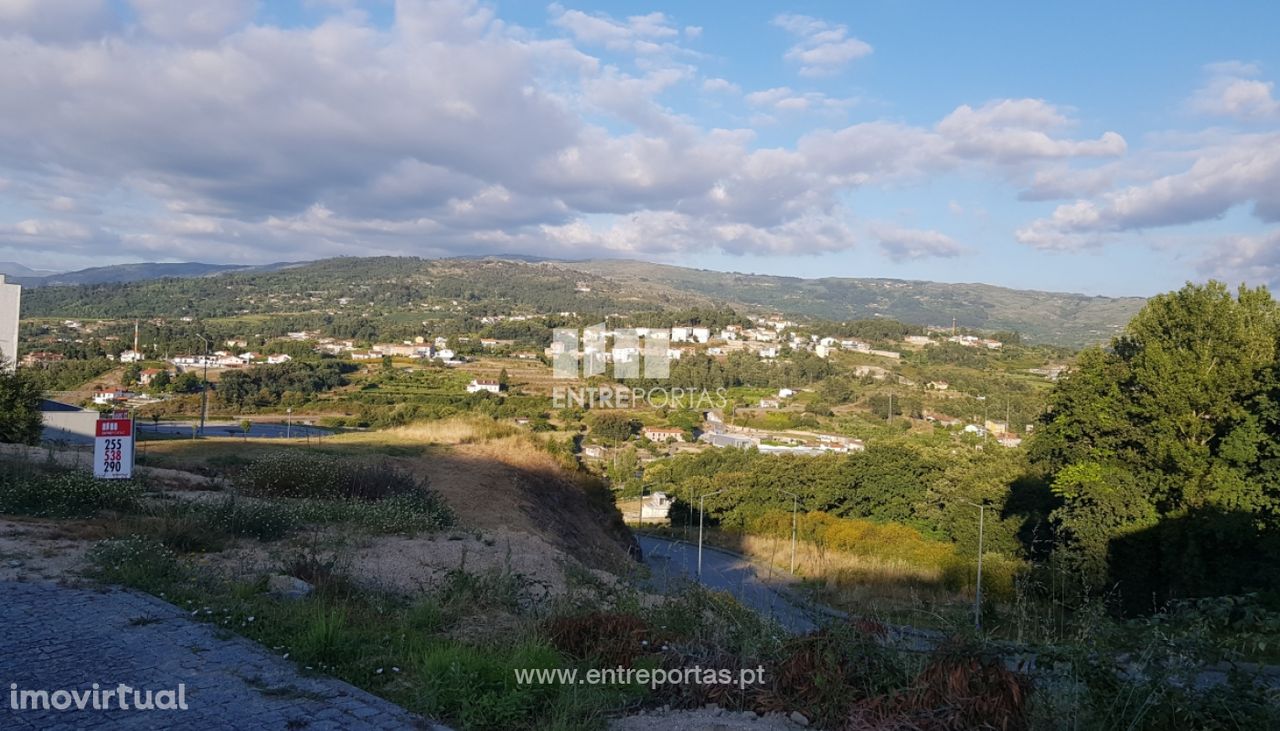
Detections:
417,640,568,730
847,640,1030,731
543,611,655,667
199,497,299,541
293,493,454,533
126,511,232,553
0,463,140,518
86,535,186,593
237,452,443,503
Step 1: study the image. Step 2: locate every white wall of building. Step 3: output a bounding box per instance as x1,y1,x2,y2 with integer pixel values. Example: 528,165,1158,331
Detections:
0,275,20,372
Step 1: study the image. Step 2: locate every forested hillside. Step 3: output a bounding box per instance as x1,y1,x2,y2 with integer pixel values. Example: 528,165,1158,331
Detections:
20,256,1143,347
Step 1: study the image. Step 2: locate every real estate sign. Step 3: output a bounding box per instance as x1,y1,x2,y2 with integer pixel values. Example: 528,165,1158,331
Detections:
93,416,135,479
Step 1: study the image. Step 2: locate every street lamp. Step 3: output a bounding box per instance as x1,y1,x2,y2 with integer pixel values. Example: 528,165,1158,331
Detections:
778,489,802,575
961,499,988,632
286,407,292,439
697,489,727,577
196,334,211,436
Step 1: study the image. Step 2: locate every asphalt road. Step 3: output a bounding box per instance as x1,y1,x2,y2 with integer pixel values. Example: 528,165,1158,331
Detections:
637,534,818,633
138,421,332,439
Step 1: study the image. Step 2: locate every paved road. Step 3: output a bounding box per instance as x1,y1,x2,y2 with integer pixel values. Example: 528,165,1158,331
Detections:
0,581,435,730
139,421,333,440
637,534,818,633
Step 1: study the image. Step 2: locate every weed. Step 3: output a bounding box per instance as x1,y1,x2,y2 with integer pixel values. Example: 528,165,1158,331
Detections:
85,535,187,594
0,461,141,518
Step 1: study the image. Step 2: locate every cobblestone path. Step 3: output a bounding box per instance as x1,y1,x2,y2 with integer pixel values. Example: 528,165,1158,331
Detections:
0,581,441,730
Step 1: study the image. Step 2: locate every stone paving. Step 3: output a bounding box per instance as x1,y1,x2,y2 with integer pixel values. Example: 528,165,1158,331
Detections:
0,581,441,730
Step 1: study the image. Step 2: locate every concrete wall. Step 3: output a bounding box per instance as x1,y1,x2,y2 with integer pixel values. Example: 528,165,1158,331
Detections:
0,275,19,372
41,410,100,444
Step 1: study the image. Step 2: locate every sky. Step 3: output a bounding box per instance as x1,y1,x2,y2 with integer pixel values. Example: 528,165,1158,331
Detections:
1,1,1278,296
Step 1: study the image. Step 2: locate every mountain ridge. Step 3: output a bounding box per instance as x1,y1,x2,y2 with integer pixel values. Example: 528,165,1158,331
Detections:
17,255,1146,347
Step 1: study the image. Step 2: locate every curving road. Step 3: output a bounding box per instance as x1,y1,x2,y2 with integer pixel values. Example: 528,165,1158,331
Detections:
637,534,818,633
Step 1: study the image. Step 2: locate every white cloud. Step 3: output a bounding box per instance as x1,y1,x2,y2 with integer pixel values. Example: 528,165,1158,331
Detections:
0,0,1239,273
1016,132,1280,249
1190,62,1280,121
0,0,114,42
548,4,684,56
1198,229,1280,287
701,77,739,94
938,99,1126,163
128,0,257,43
772,13,871,77
744,86,851,113
871,223,966,261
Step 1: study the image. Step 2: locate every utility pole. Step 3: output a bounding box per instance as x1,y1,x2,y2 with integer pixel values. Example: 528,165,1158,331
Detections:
887,391,893,424
780,489,801,575
697,489,726,577
196,334,210,436
962,500,987,632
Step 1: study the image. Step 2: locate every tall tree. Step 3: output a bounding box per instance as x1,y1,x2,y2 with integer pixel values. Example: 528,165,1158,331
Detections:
1033,282,1280,607
0,364,43,445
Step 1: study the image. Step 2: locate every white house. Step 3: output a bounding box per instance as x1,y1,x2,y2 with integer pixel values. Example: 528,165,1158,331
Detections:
691,327,711,343
267,354,293,364
92,389,135,405
118,350,144,363
640,492,673,521
778,388,797,398
466,378,503,394
642,426,685,443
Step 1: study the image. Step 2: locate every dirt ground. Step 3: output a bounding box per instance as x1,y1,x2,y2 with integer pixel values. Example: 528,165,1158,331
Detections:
0,517,97,582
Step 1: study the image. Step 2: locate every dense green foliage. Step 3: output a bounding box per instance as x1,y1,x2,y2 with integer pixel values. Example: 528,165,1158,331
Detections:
1033,282,1280,610
0,365,43,444
20,357,115,391
216,360,355,409
646,441,1041,557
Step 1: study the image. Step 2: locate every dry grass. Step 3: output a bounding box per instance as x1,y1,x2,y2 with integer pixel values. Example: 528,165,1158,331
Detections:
334,417,515,447
737,534,945,587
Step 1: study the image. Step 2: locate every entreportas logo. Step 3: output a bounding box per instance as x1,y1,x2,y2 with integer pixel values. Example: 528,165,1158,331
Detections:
552,324,671,380
550,324,726,410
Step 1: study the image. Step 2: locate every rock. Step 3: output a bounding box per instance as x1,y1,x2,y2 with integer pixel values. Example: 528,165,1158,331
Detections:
267,575,313,600
742,710,758,719
788,711,809,726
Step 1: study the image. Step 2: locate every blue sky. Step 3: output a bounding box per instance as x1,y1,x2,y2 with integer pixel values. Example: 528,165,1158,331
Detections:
1,1,1278,296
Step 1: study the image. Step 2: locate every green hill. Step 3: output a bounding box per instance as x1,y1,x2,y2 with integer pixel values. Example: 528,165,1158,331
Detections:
20,256,1144,348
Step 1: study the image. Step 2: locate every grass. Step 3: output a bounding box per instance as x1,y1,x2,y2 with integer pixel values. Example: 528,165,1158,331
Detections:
0,460,142,518
80,529,1280,731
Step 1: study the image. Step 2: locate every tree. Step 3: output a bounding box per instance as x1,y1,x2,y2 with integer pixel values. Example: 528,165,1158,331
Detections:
172,371,202,394
0,365,43,445
148,370,171,392
121,363,141,386
1033,282,1280,605
588,411,634,444
498,368,509,388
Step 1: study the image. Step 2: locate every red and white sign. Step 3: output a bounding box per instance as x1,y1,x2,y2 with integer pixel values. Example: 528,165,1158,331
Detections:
93,417,135,479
